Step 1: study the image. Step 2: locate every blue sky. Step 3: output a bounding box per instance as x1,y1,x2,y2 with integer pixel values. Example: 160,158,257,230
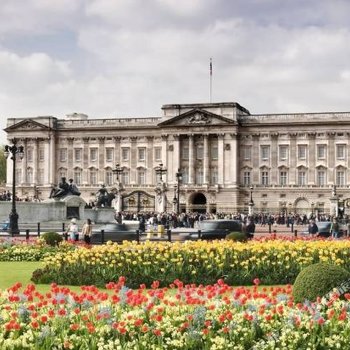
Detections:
1,0,350,144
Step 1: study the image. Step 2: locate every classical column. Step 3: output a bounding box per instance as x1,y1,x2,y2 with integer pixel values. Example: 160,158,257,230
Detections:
67,137,74,180
270,133,278,185
160,135,168,185
252,134,260,183
114,137,121,165
98,137,105,184
203,134,209,184
82,137,89,184
328,132,335,184
229,133,238,186
43,138,50,185
173,134,180,184
218,133,225,185
147,136,154,184
130,136,137,184
289,133,297,185
49,133,56,185
32,138,38,185
188,134,195,184
308,132,316,185
21,138,28,185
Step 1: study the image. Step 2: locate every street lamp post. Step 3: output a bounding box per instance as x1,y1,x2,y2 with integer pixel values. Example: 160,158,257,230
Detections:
155,163,167,182
112,163,123,182
4,140,24,236
248,185,254,216
175,169,182,214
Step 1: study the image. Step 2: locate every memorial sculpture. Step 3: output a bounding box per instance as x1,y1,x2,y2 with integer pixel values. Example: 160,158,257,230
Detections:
49,177,81,199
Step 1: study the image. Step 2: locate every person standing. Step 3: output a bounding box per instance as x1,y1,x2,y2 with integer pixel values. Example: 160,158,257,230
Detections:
246,220,256,239
308,220,318,237
67,218,79,241
82,218,93,244
330,218,340,239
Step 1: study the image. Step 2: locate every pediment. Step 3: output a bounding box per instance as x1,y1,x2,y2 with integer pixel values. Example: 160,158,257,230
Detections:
158,109,236,127
5,119,51,132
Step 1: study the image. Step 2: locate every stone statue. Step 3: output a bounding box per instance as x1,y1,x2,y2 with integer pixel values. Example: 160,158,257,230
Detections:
332,184,337,197
96,184,115,207
51,177,70,198
68,178,81,196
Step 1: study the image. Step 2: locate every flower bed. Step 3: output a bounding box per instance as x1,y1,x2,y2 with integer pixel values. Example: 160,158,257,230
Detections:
1,279,350,349
33,239,350,287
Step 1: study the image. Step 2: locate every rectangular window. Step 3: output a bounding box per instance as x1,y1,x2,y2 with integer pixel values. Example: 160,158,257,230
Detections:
261,171,269,186
182,168,189,184
336,144,346,160
27,169,33,184
279,146,288,161
181,146,189,160
106,148,114,162
211,168,218,184
59,149,67,162
90,171,97,185
90,148,98,162
243,146,251,160
280,171,287,186
196,145,204,160
38,169,44,185
317,171,325,186
74,171,81,186
317,145,326,160
154,147,162,161
74,148,82,162
121,171,129,184
39,149,45,162
121,148,129,161
298,171,306,186
27,149,33,162
196,168,203,184
243,171,251,186
105,170,113,186
138,170,145,185
59,169,66,179
261,146,270,161
211,144,218,160
336,170,345,186
298,145,307,160
15,169,22,183
138,148,146,161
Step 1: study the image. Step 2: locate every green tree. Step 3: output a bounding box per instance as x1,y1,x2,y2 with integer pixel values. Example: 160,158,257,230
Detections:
0,145,6,184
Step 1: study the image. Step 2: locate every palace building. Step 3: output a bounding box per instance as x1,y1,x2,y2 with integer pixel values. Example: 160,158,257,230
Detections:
4,101,350,214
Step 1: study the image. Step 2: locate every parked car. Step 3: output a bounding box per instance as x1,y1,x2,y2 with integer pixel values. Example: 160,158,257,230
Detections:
1,220,9,231
180,220,243,240
303,221,347,238
91,223,138,243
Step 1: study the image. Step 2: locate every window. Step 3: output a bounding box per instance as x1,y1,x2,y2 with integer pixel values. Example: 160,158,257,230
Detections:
261,146,270,161
261,171,269,186
89,170,97,185
336,144,346,160
280,171,287,186
121,171,129,184
27,148,33,162
298,170,306,186
90,148,98,162
279,146,288,161
211,144,218,160
181,146,189,160
317,145,326,160
122,148,129,161
27,168,33,183
317,170,326,186
15,169,21,183
154,147,162,161
59,149,67,162
39,149,45,162
38,169,44,185
336,170,345,186
74,169,82,185
298,145,307,160
74,148,82,162
211,168,218,184
138,148,146,161
138,170,146,184
243,171,251,186
182,168,189,184
243,146,251,160
59,169,66,179
196,168,203,184
105,170,113,186
196,145,204,160
106,148,114,162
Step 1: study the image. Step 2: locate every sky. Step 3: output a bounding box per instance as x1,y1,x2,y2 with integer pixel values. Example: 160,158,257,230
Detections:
1,0,350,144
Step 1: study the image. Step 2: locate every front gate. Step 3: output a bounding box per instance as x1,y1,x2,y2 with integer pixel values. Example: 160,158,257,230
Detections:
122,191,155,212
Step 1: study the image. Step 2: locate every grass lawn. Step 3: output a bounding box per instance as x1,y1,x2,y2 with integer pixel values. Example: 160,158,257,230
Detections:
0,262,84,293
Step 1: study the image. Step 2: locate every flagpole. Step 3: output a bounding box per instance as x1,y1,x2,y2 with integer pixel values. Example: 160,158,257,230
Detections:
209,58,212,103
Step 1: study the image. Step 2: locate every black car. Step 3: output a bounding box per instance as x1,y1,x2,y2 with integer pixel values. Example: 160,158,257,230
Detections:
181,220,243,240
91,223,138,243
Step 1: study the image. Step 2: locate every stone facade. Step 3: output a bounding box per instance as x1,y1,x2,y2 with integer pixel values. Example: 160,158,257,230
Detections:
4,102,350,214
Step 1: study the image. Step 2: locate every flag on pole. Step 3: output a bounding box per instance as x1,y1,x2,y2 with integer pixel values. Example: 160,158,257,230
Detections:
210,58,212,76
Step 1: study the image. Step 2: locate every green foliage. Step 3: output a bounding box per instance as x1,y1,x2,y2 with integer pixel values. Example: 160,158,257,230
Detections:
293,263,350,303
226,231,248,242
41,232,63,247
0,145,6,184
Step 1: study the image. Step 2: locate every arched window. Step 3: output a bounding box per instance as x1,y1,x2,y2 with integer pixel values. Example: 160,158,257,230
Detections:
27,167,33,184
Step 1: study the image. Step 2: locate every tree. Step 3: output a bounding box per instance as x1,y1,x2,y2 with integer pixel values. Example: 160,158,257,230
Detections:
0,145,6,184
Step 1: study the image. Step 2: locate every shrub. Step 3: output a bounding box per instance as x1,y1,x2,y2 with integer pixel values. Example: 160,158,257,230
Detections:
293,263,350,303
226,231,247,242
41,232,63,247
